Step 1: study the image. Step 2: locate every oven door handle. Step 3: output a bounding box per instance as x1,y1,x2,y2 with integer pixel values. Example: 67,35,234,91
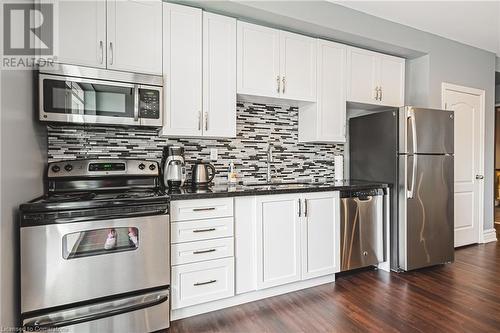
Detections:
133,84,139,122
23,289,168,330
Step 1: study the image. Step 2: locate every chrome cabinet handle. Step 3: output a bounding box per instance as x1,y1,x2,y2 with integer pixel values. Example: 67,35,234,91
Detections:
99,41,103,64
276,75,281,93
379,86,383,101
109,42,114,65
204,112,208,131
198,111,202,131
193,249,216,255
476,175,484,180
374,86,379,100
192,207,216,212
298,199,302,217
194,280,217,286
193,228,216,233
282,76,286,94
304,199,308,217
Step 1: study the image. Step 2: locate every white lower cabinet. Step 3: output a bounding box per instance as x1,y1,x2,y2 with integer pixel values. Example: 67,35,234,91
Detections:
170,198,235,310
256,194,301,289
171,257,235,309
301,192,340,279
253,192,339,290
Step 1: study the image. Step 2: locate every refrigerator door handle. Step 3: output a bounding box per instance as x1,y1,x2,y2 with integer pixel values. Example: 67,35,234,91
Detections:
23,289,169,330
407,155,417,199
408,109,418,154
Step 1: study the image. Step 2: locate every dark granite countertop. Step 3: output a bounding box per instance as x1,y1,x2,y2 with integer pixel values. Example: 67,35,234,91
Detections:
167,180,389,201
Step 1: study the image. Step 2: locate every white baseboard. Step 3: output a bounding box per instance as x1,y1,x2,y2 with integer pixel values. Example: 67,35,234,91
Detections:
171,275,335,320
482,228,497,243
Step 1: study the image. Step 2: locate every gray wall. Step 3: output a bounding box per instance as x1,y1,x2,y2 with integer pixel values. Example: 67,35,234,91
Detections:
187,0,496,232
0,69,46,327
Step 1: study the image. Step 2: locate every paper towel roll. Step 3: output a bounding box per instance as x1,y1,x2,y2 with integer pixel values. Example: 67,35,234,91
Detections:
334,155,344,181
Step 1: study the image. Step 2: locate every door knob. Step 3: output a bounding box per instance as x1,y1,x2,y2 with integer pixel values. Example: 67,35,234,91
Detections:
476,175,484,180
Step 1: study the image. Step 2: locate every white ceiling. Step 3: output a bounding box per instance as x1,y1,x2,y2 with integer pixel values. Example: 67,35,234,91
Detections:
334,1,500,55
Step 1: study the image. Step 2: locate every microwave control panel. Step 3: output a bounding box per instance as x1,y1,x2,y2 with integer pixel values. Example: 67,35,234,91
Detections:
139,89,160,119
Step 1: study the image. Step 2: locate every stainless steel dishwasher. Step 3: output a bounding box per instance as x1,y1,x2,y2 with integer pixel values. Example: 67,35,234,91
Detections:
340,188,385,271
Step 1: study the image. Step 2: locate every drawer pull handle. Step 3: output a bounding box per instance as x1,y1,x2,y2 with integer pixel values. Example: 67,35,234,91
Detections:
192,207,216,212
193,228,216,233
193,249,216,254
194,280,217,286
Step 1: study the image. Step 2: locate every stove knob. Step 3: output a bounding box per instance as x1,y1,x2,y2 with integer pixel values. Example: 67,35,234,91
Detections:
51,165,60,173
64,164,73,172
138,163,146,170
149,164,156,171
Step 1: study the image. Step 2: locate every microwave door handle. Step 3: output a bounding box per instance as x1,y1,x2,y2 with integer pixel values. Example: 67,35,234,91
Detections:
133,84,139,122
23,289,168,330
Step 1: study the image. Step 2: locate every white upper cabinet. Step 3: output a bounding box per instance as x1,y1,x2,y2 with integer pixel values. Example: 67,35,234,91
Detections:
301,192,339,279
52,1,106,68
162,4,236,138
256,195,301,289
347,47,405,107
237,22,316,102
52,0,162,74
299,40,346,143
202,12,237,138
378,56,406,107
279,31,317,102
106,0,162,75
162,3,203,137
237,22,281,99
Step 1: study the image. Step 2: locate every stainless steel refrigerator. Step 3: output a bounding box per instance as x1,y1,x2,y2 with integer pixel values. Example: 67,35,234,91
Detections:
350,106,454,271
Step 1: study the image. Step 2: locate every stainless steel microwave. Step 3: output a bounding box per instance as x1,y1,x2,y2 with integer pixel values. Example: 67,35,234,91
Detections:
39,65,163,127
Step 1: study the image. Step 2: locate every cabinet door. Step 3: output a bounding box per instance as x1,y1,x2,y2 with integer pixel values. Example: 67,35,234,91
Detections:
317,40,346,142
347,47,378,104
302,192,339,279
378,55,405,107
256,195,301,289
162,3,203,137
106,0,162,74
279,31,317,102
202,13,237,138
52,0,106,68
237,22,280,98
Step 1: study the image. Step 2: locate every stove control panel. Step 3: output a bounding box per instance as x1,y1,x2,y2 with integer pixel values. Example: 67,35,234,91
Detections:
48,159,160,178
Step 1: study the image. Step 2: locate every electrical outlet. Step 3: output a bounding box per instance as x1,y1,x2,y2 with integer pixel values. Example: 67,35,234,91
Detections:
210,148,218,161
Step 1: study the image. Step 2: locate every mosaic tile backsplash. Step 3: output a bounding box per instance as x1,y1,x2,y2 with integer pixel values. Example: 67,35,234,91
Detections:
48,102,344,183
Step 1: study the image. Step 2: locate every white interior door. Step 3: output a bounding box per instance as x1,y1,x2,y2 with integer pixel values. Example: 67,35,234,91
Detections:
442,83,484,247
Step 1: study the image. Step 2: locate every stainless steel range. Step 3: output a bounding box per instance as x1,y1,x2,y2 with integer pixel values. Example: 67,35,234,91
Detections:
19,159,170,333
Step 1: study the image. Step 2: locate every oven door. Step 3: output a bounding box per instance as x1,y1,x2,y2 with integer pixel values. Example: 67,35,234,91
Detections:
20,214,169,313
39,74,162,127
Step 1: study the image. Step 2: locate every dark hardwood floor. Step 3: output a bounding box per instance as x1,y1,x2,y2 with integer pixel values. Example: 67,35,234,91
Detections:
170,242,500,333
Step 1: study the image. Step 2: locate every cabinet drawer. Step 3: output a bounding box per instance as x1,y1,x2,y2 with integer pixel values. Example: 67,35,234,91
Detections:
171,217,234,244
171,258,235,309
171,198,233,222
171,237,234,266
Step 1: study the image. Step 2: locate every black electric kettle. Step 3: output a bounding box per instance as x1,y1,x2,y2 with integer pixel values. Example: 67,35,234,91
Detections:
191,162,216,186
